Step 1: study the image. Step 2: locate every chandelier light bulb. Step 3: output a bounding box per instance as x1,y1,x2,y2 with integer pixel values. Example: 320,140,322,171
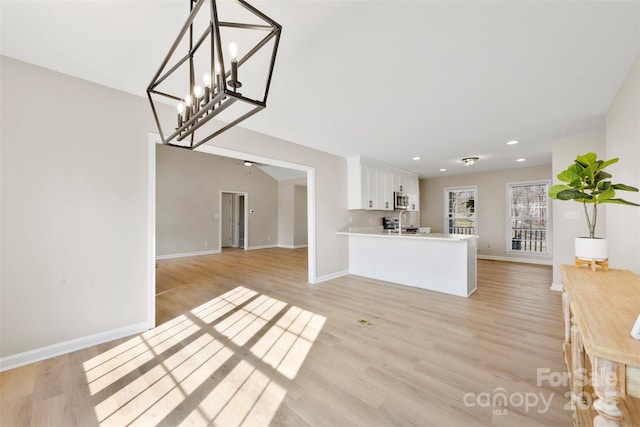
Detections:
229,42,238,61
203,73,211,86
185,94,192,106
177,102,185,114
194,85,203,98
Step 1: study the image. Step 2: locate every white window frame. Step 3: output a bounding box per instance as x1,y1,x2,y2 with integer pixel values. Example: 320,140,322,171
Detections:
506,180,552,255
444,186,477,235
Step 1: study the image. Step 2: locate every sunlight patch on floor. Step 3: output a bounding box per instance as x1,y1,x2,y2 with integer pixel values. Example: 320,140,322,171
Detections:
83,286,325,425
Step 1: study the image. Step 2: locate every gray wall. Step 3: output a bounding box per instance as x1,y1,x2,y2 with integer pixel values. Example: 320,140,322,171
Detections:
156,146,278,255
195,129,349,280
420,165,553,263
277,177,308,248
550,130,606,286
294,184,308,247
1,56,153,358
0,56,349,365
606,54,640,274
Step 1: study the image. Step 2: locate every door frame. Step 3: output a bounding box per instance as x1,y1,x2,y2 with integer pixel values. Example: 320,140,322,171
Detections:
219,190,249,251
149,133,317,331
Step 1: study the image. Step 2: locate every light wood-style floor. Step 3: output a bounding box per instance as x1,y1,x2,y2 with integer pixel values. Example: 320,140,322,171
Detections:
1,248,573,426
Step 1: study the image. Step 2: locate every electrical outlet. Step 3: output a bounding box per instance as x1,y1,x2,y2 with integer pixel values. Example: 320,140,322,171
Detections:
564,211,580,220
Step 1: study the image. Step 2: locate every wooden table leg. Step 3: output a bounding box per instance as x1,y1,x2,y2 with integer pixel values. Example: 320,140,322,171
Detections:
571,322,586,406
592,356,625,427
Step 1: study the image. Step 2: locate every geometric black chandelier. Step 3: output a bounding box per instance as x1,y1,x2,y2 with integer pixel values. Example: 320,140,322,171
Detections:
147,0,281,149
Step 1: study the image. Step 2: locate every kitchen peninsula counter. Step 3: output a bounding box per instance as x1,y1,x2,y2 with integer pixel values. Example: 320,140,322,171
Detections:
338,228,478,297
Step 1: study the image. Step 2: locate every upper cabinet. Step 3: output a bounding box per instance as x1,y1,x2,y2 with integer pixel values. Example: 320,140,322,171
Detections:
347,156,419,211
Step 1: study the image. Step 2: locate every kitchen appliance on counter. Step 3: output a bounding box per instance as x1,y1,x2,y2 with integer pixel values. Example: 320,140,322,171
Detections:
394,191,409,210
383,216,399,230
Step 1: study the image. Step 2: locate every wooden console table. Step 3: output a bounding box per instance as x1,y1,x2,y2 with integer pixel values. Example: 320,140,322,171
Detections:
561,265,640,426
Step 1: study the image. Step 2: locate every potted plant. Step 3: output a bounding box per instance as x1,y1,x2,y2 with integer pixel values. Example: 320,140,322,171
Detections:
549,152,639,262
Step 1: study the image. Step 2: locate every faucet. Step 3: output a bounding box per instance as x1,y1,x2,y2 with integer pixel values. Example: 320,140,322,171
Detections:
398,210,406,235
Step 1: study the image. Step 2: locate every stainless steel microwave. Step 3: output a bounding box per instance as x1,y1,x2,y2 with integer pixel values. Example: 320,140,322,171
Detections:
394,191,409,210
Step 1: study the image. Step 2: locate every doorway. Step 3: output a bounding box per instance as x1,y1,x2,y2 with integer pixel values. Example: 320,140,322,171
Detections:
220,191,248,250
151,133,318,330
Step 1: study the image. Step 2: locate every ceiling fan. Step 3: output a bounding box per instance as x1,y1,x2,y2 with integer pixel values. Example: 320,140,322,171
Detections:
234,159,266,167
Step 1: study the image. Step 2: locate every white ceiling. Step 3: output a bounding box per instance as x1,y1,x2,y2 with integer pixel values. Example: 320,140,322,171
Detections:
2,1,638,178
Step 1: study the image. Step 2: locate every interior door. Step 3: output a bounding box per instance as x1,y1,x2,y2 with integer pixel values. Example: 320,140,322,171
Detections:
221,193,233,248
238,195,245,247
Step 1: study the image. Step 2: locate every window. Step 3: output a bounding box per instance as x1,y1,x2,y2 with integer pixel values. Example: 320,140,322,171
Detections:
507,181,550,254
445,186,476,234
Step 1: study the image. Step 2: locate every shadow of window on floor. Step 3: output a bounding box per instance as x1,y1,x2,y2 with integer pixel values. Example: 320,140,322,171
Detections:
82,285,326,425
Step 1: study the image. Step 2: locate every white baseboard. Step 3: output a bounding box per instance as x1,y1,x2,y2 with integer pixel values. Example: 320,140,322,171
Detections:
0,321,149,372
156,249,220,260
477,254,552,266
277,244,308,249
246,244,278,250
550,282,564,292
312,269,349,284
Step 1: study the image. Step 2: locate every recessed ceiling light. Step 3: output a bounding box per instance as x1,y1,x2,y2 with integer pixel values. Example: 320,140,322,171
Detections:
507,140,519,145
412,156,421,161
516,158,526,162
440,168,447,172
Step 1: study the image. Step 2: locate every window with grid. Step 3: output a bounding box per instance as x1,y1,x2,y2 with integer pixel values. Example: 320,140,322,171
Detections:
445,187,476,235
508,181,550,254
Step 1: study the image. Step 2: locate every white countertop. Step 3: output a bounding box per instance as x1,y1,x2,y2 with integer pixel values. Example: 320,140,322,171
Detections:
337,228,478,241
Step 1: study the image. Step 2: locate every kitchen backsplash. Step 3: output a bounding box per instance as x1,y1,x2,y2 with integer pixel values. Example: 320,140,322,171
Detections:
347,209,421,230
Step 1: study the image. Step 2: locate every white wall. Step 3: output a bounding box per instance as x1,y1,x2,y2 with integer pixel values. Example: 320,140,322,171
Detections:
606,53,640,274
550,54,640,282
0,56,349,368
550,130,606,286
420,166,553,264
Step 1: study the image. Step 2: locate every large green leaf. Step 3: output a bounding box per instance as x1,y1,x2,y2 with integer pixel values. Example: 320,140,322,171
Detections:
568,178,584,188
557,169,579,183
596,187,615,201
612,183,639,192
549,184,570,199
594,171,612,182
557,189,591,201
600,198,640,206
576,152,597,167
597,181,612,191
599,158,619,169
569,163,584,175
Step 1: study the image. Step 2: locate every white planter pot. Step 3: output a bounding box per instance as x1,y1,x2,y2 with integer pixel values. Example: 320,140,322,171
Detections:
575,237,608,261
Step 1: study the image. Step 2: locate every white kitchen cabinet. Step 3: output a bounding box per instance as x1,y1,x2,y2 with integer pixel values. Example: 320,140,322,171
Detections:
393,172,419,211
359,162,374,209
405,176,420,211
349,157,390,210
348,156,418,211
379,170,394,210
